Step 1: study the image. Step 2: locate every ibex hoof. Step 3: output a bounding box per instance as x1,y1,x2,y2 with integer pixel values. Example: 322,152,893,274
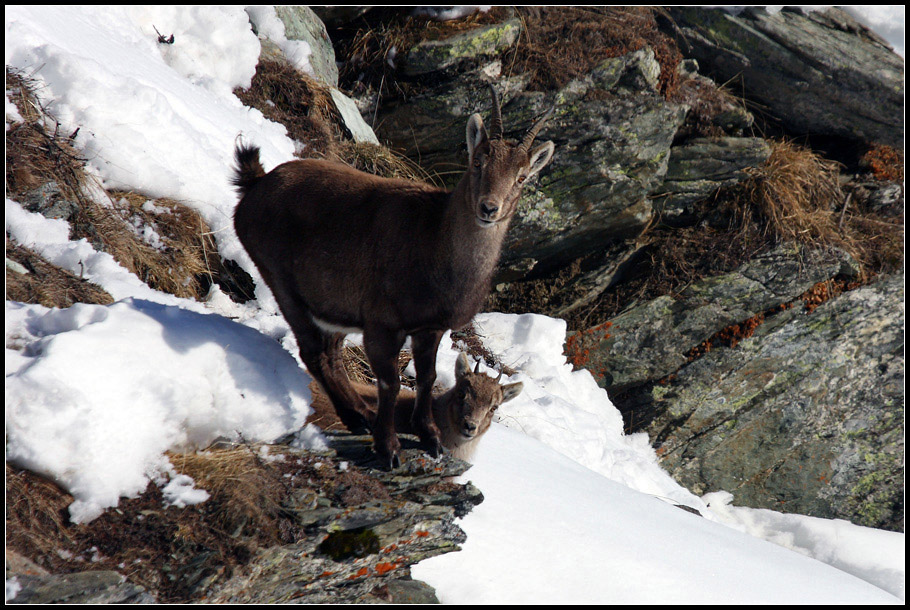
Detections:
422,437,445,459
373,436,401,471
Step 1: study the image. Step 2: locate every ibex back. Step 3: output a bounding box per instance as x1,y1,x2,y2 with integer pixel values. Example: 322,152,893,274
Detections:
232,85,555,468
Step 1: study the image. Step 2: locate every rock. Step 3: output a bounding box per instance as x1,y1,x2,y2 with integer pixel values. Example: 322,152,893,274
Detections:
7,570,156,604
206,433,480,603
654,137,771,222
20,181,78,223
662,7,904,147
376,46,688,278
634,273,904,530
568,243,856,392
329,88,380,144
271,6,339,87
403,17,522,76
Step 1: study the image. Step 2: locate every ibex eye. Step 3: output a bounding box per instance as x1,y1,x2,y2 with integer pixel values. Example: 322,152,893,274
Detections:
517,175,526,183
473,159,482,168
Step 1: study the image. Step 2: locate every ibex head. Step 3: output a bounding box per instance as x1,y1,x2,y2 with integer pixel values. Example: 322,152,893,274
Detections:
447,352,523,440
465,85,556,228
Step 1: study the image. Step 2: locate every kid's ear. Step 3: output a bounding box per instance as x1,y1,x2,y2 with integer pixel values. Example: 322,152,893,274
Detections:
501,382,523,403
455,352,472,379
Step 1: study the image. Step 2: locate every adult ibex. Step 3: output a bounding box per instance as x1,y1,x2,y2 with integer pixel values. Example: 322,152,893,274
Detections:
310,353,523,461
232,85,554,468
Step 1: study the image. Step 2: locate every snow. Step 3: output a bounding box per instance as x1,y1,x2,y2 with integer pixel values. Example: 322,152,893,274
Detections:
4,5,904,604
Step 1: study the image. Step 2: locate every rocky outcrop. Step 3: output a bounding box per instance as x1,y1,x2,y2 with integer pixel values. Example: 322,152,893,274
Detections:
375,45,689,280
567,243,859,392
365,11,773,289
662,7,904,147
206,433,481,603
629,273,903,530
6,434,482,604
566,237,903,530
5,553,156,604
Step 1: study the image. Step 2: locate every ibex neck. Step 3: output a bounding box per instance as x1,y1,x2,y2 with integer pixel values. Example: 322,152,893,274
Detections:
442,178,509,283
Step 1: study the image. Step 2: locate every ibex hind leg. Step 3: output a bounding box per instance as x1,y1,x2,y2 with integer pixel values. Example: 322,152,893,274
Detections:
410,330,445,458
275,292,375,433
363,326,407,470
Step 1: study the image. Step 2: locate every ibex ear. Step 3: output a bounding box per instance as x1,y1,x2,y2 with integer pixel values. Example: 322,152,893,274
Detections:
501,381,523,403
528,141,555,177
455,352,472,379
466,113,488,159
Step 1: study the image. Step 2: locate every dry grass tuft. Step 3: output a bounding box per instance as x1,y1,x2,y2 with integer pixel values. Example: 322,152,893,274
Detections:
167,445,292,542
733,139,845,247
6,67,225,303
234,59,343,159
105,191,221,299
729,139,902,276
6,237,115,307
5,464,80,570
333,140,439,184
512,7,682,96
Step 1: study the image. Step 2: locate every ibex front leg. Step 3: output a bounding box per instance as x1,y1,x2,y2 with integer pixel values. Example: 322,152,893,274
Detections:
363,326,407,469
410,330,444,458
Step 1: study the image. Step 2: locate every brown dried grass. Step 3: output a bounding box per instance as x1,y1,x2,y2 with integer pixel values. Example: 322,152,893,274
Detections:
234,59,342,159
6,67,220,303
512,7,682,96
5,237,115,307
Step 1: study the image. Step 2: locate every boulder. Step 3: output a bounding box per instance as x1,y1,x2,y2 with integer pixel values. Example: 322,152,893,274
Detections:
376,46,688,277
568,243,858,392
271,6,339,87
637,273,904,530
662,7,904,147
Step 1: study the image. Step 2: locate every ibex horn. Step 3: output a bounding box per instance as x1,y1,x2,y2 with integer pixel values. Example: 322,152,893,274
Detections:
474,358,482,374
488,84,503,140
496,369,503,382
519,105,555,153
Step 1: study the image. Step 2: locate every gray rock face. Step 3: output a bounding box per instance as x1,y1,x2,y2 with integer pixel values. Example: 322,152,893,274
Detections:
655,137,771,222
8,570,156,604
376,47,688,278
569,243,855,392
207,434,480,603
663,7,904,147
270,6,339,87
403,17,522,76
639,273,904,530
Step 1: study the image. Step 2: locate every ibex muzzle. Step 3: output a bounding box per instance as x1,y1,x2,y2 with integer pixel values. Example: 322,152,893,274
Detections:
232,85,555,469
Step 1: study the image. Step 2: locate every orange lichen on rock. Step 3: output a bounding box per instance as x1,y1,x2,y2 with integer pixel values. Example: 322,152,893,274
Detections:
565,321,612,369
861,144,904,182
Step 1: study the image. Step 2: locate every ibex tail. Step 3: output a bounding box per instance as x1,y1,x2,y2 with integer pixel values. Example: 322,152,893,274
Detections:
231,143,266,197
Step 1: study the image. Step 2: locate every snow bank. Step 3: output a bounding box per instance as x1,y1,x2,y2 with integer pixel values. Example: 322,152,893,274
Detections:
5,298,322,523
464,312,710,513
704,491,905,600
5,5,295,295
412,423,902,604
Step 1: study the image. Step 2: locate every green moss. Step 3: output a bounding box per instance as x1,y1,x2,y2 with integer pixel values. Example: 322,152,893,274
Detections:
318,527,381,560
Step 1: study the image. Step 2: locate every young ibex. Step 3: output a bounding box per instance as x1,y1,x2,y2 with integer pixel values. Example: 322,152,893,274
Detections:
309,353,523,461
233,85,554,468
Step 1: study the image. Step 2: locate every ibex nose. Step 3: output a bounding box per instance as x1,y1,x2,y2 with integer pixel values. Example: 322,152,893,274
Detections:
479,202,499,219
464,421,477,434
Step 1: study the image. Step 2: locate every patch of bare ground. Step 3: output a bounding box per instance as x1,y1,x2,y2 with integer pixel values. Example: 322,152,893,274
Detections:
5,442,392,602
6,67,251,304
